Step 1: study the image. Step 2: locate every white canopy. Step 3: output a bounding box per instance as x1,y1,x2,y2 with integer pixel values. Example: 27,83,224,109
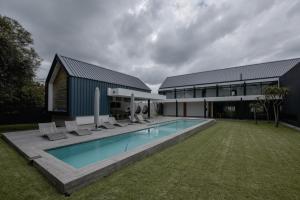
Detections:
107,88,166,100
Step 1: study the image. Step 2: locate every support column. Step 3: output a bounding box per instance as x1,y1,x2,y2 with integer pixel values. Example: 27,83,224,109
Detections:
211,102,214,118
204,99,207,118
240,98,243,120
176,100,178,117
208,102,211,118
147,99,150,118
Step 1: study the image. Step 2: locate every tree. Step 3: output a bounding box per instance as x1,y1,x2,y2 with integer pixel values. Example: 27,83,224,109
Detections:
249,102,263,124
264,86,288,127
257,96,271,121
0,15,42,113
20,82,45,108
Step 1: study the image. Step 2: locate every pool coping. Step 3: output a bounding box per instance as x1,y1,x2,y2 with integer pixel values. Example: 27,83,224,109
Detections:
3,118,216,194
45,119,180,151
2,117,178,161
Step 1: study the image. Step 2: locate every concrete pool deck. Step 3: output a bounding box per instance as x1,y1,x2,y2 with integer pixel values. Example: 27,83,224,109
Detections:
2,117,216,194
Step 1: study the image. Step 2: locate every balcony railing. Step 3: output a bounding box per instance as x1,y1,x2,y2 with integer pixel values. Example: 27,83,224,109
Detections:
159,81,277,99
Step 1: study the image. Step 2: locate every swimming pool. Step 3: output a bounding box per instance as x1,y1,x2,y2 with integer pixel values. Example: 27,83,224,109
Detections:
47,119,205,169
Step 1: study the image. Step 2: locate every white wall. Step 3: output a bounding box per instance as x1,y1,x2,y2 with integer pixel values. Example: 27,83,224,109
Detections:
48,62,61,111
163,103,176,116
163,101,205,117
186,102,204,117
178,102,184,116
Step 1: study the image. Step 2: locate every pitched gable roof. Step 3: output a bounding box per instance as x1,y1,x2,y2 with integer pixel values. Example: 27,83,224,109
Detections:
55,55,151,91
160,57,300,89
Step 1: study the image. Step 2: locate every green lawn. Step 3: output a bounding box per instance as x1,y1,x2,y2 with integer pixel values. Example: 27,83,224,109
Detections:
0,123,37,133
1,121,300,200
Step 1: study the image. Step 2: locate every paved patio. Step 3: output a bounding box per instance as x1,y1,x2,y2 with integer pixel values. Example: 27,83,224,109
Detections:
2,116,178,160
2,117,215,194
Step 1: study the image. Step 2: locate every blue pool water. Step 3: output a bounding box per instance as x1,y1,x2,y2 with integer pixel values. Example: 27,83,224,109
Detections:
47,119,205,168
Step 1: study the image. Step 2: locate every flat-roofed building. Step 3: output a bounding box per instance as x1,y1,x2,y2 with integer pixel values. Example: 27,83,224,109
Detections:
158,57,300,126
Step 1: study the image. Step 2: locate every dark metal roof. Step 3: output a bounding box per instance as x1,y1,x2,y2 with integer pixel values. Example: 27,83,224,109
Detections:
57,55,151,91
160,57,300,89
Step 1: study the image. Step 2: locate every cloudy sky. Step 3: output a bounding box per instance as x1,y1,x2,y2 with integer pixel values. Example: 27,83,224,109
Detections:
1,0,300,92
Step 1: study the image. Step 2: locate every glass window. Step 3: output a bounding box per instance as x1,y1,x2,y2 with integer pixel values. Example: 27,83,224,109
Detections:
231,84,244,96
249,104,264,113
195,88,203,98
124,98,131,102
206,87,216,97
246,83,262,95
176,89,185,99
218,86,231,97
185,89,194,98
224,106,236,112
165,90,174,99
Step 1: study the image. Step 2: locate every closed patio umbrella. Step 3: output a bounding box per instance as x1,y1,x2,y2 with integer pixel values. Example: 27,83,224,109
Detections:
130,93,135,122
93,87,101,130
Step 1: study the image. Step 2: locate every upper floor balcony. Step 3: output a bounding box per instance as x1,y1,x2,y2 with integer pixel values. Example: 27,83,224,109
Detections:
159,80,278,100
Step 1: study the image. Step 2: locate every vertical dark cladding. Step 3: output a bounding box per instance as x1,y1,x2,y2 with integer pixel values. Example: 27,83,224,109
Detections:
280,63,300,127
69,77,150,118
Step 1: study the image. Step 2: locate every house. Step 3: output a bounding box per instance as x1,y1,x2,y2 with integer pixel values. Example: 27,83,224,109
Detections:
45,54,165,123
158,57,300,126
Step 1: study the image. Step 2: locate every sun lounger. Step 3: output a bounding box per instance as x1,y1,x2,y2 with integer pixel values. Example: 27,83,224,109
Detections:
134,115,147,124
65,121,92,136
38,122,67,141
98,119,115,129
135,114,153,123
108,117,128,127
129,115,140,123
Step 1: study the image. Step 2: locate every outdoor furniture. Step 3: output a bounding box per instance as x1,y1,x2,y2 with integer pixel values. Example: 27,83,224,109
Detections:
108,117,128,127
129,115,140,123
135,114,153,123
65,121,92,136
38,122,67,141
98,118,115,129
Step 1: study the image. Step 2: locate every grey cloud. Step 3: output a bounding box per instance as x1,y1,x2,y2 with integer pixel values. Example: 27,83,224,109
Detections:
287,0,300,18
113,11,152,58
0,0,138,71
150,0,278,67
133,66,172,85
1,0,300,92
